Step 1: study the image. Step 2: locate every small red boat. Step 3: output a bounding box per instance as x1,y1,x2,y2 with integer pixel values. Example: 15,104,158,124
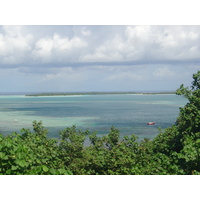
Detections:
147,122,155,125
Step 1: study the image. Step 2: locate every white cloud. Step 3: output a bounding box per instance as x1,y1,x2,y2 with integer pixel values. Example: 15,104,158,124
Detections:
125,25,151,43
0,26,33,64
1,25,200,66
31,37,53,62
80,27,92,36
124,25,200,61
31,34,88,63
2,25,23,37
80,34,125,62
79,25,200,63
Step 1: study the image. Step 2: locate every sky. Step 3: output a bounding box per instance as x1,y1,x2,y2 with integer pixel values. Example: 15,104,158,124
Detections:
0,25,200,93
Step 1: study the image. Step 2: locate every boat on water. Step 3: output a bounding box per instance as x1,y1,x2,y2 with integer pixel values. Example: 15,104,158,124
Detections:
147,122,155,125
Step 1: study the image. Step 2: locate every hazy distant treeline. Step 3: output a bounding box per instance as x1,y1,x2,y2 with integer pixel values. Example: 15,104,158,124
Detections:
25,91,176,96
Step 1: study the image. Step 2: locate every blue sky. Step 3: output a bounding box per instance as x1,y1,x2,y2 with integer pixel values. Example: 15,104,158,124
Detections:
0,25,200,93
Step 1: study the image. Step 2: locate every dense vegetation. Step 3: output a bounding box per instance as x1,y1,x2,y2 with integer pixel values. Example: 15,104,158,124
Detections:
0,71,199,175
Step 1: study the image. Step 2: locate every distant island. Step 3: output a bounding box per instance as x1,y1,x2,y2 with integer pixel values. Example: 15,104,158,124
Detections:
25,91,176,96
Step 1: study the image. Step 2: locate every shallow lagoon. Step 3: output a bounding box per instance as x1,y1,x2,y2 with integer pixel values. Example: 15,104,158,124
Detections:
0,94,187,141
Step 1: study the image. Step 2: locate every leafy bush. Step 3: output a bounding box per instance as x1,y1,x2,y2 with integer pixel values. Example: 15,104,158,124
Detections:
0,121,72,175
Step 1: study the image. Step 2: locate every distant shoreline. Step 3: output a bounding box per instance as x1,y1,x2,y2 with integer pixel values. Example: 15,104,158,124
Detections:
25,91,176,97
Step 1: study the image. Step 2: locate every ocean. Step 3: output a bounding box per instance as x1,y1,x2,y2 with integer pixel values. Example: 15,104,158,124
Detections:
0,94,187,141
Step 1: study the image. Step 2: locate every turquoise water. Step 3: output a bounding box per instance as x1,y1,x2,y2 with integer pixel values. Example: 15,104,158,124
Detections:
0,94,187,141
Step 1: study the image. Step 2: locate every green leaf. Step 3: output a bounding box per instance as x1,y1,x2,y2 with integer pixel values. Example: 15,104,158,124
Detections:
65,170,73,175
11,165,18,171
49,168,56,175
42,165,49,172
0,152,4,158
58,168,66,174
6,169,12,174
16,159,27,167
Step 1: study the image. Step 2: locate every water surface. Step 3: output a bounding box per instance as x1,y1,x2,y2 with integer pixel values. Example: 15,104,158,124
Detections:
0,94,187,140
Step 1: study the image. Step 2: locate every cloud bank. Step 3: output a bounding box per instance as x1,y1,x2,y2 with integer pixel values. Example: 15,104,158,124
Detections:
0,25,200,92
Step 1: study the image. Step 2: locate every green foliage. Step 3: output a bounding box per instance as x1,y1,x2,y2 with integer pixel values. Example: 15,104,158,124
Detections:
0,121,72,175
151,70,200,174
0,71,200,175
